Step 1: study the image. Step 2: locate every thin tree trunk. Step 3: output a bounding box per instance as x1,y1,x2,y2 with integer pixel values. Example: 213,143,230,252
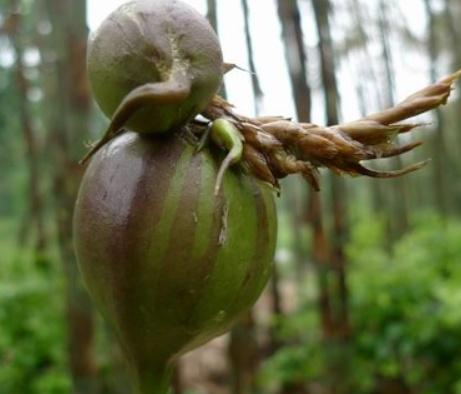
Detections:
277,1,326,393
378,0,410,234
311,0,350,342
276,0,314,282
348,0,389,229
349,0,384,109
228,312,260,394
215,2,260,392
443,0,461,92
276,0,315,286
45,0,98,392
277,0,311,122
241,0,263,115
268,261,284,354
349,1,387,214
206,0,227,99
277,0,334,342
286,180,307,276
7,3,47,258
423,0,449,215
442,0,461,187
207,0,218,33
306,192,334,338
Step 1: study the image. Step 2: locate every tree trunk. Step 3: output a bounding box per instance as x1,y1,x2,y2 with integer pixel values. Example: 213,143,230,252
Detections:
311,1,352,391
213,1,261,391
268,261,284,355
241,0,263,115
277,1,327,393
443,0,461,96
349,0,384,109
206,0,227,99
378,0,410,234
8,2,48,259
423,0,450,215
228,312,261,394
277,0,314,281
207,0,218,33
277,0,311,122
311,0,350,342
349,0,389,233
306,191,334,338
276,0,316,289
442,0,461,192
45,0,98,392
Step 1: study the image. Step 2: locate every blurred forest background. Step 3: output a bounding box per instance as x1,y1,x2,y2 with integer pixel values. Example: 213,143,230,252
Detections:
1,0,461,393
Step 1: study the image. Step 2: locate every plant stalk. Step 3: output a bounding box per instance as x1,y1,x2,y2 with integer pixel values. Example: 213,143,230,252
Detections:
131,363,173,394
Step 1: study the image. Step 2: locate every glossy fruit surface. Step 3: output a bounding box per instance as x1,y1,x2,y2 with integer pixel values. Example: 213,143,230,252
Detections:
87,0,223,134
73,132,277,392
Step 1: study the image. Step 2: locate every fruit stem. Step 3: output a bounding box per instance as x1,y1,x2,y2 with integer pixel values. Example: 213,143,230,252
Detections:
211,118,243,195
130,363,173,394
80,69,191,165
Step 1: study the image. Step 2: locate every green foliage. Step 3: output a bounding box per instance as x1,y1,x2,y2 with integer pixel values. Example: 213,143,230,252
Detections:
0,222,70,394
261,214,461,394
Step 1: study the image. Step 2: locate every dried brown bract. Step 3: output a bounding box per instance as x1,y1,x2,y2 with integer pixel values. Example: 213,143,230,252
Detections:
201,69,461,190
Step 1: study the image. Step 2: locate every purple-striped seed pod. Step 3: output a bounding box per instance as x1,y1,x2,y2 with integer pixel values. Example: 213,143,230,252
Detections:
73,132,277,394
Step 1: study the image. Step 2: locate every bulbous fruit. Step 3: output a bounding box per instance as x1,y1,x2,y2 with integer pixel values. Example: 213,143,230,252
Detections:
87,0,223,134
73,132,277,393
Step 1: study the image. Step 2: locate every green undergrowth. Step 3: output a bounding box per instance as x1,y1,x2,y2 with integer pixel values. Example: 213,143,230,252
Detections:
0,219,70,394
3,211,461,393
261,213,461,394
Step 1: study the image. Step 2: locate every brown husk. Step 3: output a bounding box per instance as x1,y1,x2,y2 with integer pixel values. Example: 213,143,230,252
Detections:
200,69,461,191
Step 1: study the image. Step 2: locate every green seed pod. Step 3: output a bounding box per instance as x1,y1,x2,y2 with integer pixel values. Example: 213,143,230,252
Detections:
73,132,277,394
87,0,224,134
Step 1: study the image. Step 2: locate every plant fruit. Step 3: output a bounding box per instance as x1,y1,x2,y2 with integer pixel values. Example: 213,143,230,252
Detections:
87,0,224,134
73,132,277,393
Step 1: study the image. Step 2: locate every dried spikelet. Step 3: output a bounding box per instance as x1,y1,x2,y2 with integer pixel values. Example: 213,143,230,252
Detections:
81,68,461,191
201,69,461,190
242,144,277,187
